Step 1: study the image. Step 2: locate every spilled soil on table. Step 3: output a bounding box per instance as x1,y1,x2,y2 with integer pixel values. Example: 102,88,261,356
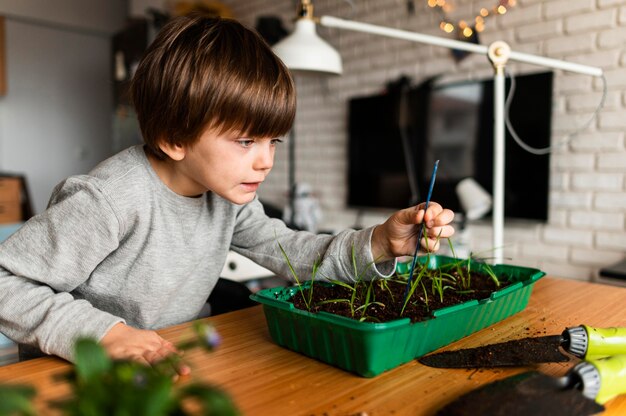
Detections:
435,371,603,416
419,335,569,368
291,266,512,323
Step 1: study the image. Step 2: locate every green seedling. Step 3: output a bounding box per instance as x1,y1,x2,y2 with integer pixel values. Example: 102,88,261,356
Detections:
324,280,357,316
430,268,455,303
279,233,507,323
377,278,395,302
353,279,383,321
348,246,386,320
354,303,386,322
446,238,472,291
480,260,501,287
328,255,386,320
284,241,385,320
400,260,429,315
446,239,502,291
277,240,321,312
400,229,446,314
420,280,429,309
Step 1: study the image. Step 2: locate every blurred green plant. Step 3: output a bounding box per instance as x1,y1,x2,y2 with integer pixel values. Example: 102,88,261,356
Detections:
0,322,239,416
0,385,35,416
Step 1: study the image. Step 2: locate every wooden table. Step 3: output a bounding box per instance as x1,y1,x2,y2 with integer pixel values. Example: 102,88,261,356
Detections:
1,277,626,415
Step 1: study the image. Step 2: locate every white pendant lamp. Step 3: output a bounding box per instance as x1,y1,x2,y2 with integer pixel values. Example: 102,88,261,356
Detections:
272,1,342,75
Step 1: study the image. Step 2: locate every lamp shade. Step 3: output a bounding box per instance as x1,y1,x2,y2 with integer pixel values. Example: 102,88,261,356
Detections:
456,177,492,221
272,19,342,75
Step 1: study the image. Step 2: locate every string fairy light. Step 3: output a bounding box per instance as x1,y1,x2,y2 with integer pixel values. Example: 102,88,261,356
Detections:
429,0,516,38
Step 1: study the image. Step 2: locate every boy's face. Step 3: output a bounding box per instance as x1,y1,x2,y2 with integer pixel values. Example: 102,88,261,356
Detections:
158,127,281,205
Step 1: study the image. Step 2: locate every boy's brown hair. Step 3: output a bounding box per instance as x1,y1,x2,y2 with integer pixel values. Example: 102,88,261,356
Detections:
131,14,296,159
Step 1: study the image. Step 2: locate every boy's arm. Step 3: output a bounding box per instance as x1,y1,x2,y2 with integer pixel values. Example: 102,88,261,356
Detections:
230,198,397,283
0,179,124,361
229,198,454,284
0,267,124,360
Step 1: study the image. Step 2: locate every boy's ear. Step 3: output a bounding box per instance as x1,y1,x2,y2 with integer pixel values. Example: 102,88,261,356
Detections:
158,139,186,161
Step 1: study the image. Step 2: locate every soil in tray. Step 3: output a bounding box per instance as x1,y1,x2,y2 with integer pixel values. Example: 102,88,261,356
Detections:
291,267,512,323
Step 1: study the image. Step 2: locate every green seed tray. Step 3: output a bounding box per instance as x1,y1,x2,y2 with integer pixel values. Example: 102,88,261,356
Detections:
251,255,545,377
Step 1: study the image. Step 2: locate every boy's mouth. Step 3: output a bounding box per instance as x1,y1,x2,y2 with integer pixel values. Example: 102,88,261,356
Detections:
241,182,261,192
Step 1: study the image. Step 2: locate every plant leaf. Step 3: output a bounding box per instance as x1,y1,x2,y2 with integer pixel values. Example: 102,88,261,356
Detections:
0,385,36,416
401,265,428,315
74,338,112,382
142,377,175,415
180,383,240,416
277,240,310,310
316,298,350,306
327,279,356,291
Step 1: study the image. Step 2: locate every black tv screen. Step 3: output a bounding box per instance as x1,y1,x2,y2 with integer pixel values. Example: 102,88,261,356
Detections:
347,71,552,221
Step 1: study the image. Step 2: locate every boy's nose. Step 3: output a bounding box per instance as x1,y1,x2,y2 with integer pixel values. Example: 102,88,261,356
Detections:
253,144,274,171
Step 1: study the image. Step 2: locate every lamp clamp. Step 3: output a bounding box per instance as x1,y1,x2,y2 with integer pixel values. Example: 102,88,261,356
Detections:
296,0,319,23
488,41,511,74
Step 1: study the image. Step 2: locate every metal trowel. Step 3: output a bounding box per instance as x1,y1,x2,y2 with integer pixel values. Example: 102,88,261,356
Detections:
420,325,626,368
435,355,626,416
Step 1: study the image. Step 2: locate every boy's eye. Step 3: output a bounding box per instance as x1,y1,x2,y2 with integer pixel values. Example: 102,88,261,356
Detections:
237,139,254,148
237,138,283,147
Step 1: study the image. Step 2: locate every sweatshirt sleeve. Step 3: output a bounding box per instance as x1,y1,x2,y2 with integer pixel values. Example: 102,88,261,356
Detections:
0,177,126,361
230,198,396,283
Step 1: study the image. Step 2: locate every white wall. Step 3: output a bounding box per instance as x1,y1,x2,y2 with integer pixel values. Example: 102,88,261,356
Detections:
0,0,127,35
0,1,127,213
218,0,626,281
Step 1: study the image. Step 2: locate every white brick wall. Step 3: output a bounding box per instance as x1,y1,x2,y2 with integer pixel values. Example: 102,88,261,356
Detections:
223,0,626,282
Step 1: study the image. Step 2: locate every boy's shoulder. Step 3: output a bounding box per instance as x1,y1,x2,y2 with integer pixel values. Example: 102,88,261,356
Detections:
50,146,153,206
88,145,158,194
89,146,148,184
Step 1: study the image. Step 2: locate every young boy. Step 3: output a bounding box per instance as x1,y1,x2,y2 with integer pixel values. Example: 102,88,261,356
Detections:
0,14,454,375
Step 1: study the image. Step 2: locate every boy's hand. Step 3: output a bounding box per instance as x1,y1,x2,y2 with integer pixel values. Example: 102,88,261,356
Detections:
371,201,455,262
100,322,191,378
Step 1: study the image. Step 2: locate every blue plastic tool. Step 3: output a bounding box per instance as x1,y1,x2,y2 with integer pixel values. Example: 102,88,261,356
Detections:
403,160,439,303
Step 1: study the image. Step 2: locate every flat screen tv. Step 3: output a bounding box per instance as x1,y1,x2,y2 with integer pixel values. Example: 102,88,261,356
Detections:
347,71,553,221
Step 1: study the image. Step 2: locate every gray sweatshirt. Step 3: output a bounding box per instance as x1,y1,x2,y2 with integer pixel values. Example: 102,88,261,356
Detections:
0,146,394,361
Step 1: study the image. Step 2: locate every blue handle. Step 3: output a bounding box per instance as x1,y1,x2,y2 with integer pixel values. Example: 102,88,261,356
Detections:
403,160,439,303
